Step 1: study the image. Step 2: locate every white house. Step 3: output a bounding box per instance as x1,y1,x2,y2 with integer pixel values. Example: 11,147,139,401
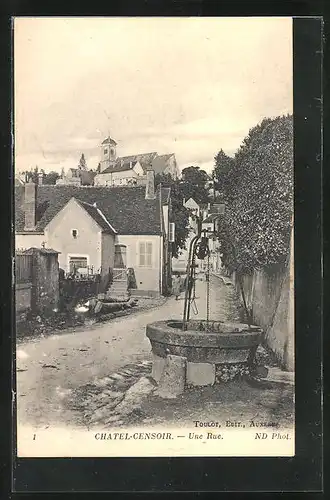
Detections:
94,160,145,187
15,171,172,296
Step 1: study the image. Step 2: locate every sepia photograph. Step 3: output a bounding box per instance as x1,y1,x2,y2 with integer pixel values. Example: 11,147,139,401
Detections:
14,16,294,458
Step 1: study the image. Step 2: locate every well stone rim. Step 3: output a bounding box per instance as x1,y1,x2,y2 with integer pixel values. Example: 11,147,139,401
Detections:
146,320,262,349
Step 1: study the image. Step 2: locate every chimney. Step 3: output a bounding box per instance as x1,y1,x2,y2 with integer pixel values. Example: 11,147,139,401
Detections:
24,179,37,231
145,168,155,200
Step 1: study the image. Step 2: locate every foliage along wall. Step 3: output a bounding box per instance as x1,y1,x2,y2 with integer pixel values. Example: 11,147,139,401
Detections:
214,115,294,370
216,114,293,275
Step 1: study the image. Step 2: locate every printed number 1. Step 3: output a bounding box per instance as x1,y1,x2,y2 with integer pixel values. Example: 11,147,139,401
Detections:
33,434,36,440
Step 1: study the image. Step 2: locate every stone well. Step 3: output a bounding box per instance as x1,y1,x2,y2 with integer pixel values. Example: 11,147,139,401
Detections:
146,320,262,387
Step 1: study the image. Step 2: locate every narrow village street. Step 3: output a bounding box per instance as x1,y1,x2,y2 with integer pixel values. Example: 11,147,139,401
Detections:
16,276,294,431
16,276,239,426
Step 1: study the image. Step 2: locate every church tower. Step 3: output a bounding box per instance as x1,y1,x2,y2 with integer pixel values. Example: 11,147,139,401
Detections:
100,136,117,172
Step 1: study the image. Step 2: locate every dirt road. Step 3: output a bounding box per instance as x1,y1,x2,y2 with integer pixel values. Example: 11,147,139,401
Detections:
16,277,242,428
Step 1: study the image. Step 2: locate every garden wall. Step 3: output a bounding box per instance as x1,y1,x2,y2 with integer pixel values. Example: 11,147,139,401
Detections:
15,248,60,315
232,229,294,371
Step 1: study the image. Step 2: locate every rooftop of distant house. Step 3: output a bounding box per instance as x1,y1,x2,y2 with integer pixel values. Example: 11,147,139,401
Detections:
15,184,170,236
101,152,158,175
99,152,177,175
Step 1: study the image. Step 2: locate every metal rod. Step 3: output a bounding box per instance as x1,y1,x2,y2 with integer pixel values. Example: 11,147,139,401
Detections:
186,236,200,324
182,235,198,329
206,252,210,328
182,216,202,330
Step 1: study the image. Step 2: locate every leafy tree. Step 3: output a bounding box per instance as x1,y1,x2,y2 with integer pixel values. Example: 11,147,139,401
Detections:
155,173,189,258
44,171,60,185
78,153,87,170
24,166,39,183
22,168,60,185
216,115,293,274
213,149,234,195
180,166,210,204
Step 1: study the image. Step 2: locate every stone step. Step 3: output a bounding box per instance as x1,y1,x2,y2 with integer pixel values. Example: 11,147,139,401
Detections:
266,367,295,385
106,294,130,301
108,283,128,290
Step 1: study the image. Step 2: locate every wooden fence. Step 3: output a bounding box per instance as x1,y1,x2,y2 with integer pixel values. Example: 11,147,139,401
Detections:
15,252,33,284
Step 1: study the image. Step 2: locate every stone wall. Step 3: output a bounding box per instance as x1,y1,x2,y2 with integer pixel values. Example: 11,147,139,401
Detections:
15,248,60,315
232,229,294,371
16,283,32,313
34,249,60,313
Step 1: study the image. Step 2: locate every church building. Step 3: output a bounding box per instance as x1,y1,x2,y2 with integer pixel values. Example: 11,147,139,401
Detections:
94,135,180,186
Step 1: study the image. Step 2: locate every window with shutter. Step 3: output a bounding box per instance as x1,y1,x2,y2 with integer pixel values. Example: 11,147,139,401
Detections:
139,241,153,267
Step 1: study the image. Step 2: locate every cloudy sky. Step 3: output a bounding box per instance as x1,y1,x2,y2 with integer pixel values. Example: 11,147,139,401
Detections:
14,17,292,174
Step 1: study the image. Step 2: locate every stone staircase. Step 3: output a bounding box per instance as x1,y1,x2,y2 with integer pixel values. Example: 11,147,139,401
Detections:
106,269,129,301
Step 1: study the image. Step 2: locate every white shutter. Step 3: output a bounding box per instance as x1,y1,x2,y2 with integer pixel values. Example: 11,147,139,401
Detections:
169,222,175,243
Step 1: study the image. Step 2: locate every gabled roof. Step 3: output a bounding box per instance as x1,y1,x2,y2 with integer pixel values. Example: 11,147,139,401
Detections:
202,214,218,224
21,247,60,255
184,197,200,210
101,160,139,174
101,153,157,175
102,136,117,146
118,152,157,165
76,200,116,233
151,153,175,175
80,170,96,185
15,177,25,186
15,185,168,235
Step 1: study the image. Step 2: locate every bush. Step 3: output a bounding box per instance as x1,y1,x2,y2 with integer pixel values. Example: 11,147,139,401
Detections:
215,115,293,274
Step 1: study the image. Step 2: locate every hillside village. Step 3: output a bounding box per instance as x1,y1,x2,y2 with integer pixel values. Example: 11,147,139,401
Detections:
15,134,221,305
16,135,181,188
15,117,295,435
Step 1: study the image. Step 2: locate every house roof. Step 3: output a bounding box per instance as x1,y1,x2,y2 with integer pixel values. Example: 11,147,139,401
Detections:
104,153,158,174
151,153,175,175
101,160,139,174
102,136,117,146
15,177,24,186
202,214,218,224
77,200,116,233
80,170,97,185
15,185,168,235
184,197,199,210
22,247,60,255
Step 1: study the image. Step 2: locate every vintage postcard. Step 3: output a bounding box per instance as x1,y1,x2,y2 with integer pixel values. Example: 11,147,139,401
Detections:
14,17,294,458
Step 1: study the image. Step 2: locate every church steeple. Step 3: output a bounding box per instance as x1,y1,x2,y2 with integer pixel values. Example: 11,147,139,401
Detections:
100,135,117,172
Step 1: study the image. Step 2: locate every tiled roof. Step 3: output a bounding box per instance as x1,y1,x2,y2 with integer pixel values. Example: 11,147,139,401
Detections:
151,154,175,175
202,214,218,224
15,185,168,235
100,152,175,176
77,200,116,233
115,152,158,172
21,247,60,255
118,152,157,164
80,170,97,185
101,161,138,174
